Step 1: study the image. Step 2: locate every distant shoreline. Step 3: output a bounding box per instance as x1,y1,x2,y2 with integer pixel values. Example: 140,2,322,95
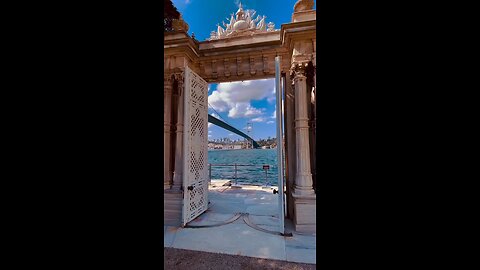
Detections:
208,148,274,151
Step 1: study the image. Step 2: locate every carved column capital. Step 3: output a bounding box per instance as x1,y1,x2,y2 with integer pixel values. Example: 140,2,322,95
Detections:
290,62,308,81
291,61,316,83
172,71,185,96
173,71,184,82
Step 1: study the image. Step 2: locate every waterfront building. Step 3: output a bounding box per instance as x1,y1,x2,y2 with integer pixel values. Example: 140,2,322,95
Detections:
208,141,243,150
164,0,316,233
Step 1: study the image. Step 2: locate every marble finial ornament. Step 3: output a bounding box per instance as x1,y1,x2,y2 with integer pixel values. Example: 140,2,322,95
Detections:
293,0,314,12
267,22,275,32
257,15,267,31
207,2,278,40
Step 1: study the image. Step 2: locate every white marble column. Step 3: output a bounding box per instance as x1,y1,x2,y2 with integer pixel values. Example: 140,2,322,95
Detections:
164,76,173,189
291,62,315,197
172,71,184,191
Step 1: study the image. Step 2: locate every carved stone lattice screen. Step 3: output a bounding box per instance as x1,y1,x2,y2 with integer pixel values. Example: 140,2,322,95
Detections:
182,66,209,226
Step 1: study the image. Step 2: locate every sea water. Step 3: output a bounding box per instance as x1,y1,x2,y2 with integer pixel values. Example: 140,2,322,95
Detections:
208,148,279,185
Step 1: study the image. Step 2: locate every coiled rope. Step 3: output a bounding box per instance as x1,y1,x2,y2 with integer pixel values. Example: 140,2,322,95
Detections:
185,212,293,237
184,212,243,228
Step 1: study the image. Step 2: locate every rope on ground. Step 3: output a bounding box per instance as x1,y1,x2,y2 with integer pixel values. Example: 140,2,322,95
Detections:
185,212,293,237
242,213,292,237
184,212,242,228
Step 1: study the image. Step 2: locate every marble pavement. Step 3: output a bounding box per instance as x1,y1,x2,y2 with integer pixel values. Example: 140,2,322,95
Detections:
164,185,316,265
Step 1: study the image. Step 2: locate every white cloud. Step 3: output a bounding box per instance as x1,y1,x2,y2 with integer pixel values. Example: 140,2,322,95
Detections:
228,133,234,136
267,120,274,124
208,123,213,128
185,0,191,4
208,130,212,134
216,79,274,103
208,79,275,119
228,103,264,119
251,117,267,123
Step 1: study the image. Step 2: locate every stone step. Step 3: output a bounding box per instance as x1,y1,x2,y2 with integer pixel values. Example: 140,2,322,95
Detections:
164,200,182,210
164,201,182,207
164,197,183,203
164,197,182,206
164,209,182,226
164,191,183,226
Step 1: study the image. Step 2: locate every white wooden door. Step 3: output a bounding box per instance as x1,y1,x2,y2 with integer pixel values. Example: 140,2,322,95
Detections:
182,66,209,226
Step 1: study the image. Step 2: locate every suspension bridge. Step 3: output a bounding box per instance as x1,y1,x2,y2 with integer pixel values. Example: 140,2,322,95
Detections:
207,114,260,149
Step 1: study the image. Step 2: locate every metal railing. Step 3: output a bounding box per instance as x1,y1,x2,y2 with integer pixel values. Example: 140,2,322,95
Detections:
208,163,273,186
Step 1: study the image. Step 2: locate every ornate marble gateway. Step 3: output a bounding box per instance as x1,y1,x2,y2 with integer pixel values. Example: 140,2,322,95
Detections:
208,2,277,40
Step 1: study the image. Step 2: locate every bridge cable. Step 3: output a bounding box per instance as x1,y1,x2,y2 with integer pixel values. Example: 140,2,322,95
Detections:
207,102,230,125
208,102,256,146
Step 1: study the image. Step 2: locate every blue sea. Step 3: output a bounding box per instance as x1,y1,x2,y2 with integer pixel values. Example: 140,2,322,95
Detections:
208,149,280,185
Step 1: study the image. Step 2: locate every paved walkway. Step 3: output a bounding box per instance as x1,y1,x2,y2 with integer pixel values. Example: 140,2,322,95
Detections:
164,182,316,265
164,247,316,270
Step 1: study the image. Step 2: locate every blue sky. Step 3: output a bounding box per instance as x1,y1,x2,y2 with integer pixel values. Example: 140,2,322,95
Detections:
171,0,316,41
171,0,316,141
207,79,278,141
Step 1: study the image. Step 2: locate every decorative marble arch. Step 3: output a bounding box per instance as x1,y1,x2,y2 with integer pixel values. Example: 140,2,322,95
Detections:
164,0,317,233
208,2,277,41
